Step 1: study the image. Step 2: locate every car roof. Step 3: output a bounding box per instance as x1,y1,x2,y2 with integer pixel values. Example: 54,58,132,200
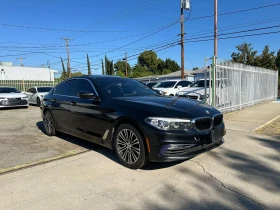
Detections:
74,75,121,79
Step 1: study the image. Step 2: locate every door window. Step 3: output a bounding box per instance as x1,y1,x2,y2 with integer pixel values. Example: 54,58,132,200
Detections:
54,80,75,96
73,79,96,97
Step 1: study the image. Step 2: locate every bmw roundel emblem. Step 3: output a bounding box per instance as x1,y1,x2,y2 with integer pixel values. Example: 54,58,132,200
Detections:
205,110,210,115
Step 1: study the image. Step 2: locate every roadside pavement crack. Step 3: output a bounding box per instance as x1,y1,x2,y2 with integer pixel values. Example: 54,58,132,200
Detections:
190,160,270,210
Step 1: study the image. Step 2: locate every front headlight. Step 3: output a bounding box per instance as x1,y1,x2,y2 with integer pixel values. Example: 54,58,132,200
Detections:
0,97,6,100
145,117,192,131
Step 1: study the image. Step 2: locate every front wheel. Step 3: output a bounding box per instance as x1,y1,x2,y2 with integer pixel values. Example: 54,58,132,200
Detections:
43,110,56,136
114,124,148,169
37,97,41,107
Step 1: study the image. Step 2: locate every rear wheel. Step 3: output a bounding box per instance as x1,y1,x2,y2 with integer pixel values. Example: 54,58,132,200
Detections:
169,94,174,96
43,110,57,136
114,124,148,169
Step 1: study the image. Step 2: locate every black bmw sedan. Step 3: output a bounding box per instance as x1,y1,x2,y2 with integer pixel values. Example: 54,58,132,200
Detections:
41,75,225,169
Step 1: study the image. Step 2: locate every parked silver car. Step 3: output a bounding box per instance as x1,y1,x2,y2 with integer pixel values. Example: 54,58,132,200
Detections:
24,86,53,106
0,87,29,108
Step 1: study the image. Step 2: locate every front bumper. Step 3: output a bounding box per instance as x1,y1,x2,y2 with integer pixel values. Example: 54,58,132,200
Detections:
0,98,28,108
146,124,225,162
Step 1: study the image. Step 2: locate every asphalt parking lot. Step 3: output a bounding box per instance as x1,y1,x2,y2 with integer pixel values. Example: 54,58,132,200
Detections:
0,105,91,173
0,102,279,209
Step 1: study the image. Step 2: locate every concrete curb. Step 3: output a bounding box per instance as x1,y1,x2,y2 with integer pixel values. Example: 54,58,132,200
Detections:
252,115,280,133
0,150,90,175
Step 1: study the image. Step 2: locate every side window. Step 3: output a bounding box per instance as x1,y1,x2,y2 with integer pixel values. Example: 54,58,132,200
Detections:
31,88,37,93
181,81,190,87
73,79,96,97
54,80,75,96
175,81,183,88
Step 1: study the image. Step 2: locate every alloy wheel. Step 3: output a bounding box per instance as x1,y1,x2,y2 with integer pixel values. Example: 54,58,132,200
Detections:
44,112,54,135
116,129,140,164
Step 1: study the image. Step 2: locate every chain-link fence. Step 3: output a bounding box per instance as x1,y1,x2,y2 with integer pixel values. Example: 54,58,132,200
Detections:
0,80,58,91
214,60,278,113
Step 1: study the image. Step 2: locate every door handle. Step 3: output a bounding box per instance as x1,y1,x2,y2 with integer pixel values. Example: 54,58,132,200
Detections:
50,98,56,102
70,101,76,106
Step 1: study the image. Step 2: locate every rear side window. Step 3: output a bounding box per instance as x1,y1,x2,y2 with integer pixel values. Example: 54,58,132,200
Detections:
73,79,96,97
54,80,75,96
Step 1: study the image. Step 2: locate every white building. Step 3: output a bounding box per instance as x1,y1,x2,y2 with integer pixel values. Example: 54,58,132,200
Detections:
0,63,58,81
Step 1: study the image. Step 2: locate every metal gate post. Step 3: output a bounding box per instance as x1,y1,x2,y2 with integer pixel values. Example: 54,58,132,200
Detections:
211,56,216,107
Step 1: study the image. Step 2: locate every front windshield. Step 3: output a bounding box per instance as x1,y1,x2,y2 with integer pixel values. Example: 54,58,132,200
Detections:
94,78,159,98
154,81,177,88
37,87,52,93
190,80,210,88
146,82,158,88
0,87,21,93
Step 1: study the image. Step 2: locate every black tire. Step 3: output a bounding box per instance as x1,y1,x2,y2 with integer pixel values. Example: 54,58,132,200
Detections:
43,110,57,136
37,97,41,107
114,124,148,169
169,94,174,96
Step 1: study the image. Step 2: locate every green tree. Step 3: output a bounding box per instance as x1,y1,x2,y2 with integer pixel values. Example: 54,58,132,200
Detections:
162,69,172,74
87,54,91,75
105,55,114,75
275,49,280,72
231,43,258,66
129,64,153,78
71,72,83,77
60,57,67,80
114,60,131,76
193,67,199,70
164,58,180,72
115,70,125,77
101,59,105,75
255,46,277,70
157,58,165,74
138,50,158,74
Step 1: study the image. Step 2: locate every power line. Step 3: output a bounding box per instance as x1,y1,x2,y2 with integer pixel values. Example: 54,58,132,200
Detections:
186,2,280,21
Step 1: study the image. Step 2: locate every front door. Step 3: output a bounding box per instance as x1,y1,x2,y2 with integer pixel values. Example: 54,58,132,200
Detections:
51,80,75,131
70,78,101,139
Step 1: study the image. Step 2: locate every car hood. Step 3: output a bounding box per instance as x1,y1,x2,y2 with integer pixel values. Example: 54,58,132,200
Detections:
109,95,219,118
179,87,208,95
153,87,173,91
38,92,49,96
0,93,27,98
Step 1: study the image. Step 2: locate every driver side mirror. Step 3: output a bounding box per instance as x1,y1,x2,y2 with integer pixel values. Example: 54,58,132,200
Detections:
177,85,182,89
79,91,98,100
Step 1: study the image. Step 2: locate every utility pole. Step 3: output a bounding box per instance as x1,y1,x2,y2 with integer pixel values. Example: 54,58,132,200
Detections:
180,7,185,80
212,0,218,107
125,53,128,77
179,0,190,80
214,0,218,57
123,53,128,77
16,57,25,66
62,38,73,78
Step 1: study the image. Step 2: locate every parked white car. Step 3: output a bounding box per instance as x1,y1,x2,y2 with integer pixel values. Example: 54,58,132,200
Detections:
153,80,192,96
24,86,53,106
176,79,228,106
0,87,29,108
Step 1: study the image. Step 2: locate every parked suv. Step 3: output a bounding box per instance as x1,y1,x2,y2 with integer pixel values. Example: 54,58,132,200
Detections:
153,80,192,96
41,76,225,169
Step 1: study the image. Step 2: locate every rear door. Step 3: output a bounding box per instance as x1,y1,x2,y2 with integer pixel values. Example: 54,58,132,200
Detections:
70,78,101,138
52,80,75,131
